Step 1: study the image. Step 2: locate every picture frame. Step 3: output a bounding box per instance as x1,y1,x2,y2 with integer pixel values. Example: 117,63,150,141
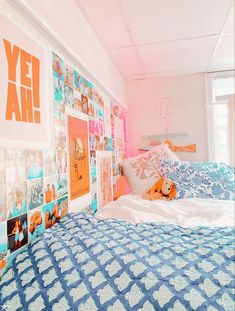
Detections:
96,151,113,209
0,14,52,149
66,107,91,212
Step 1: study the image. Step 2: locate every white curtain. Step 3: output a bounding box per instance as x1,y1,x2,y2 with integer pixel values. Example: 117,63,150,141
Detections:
227,94,235,166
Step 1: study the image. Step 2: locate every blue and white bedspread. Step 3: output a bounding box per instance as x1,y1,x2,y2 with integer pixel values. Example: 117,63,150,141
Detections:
0,213,234,311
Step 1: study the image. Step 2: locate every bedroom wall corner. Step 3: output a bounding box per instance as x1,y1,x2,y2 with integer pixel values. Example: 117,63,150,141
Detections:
127,73,208,162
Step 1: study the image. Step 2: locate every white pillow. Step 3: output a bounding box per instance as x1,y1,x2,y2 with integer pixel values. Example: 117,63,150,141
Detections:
123,144,179,194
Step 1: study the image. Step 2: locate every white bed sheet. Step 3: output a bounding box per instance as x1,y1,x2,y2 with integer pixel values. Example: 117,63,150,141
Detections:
96,194,235,227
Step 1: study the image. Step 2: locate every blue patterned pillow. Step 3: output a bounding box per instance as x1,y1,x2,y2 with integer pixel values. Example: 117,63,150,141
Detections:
162,161,235,200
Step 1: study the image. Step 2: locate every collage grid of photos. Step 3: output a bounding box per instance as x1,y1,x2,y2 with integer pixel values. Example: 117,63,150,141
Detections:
52,52,129,214
0,51,129,277
0,147,68,277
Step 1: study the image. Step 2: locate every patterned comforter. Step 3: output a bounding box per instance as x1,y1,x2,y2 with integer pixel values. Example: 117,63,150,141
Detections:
0,212,234,311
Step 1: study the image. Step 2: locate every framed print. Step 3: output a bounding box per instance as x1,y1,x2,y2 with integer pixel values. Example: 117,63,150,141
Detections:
96,151,113,209
66,107,91,211
0,15,51,149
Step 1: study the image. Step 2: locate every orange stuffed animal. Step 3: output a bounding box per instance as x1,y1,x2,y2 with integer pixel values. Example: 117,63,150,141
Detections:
143,177,177,201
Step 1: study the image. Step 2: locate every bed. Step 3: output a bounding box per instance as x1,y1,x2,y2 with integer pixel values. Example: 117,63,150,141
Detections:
0,199,234,311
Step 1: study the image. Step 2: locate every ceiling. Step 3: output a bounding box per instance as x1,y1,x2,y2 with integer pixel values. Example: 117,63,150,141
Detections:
76,0,234,80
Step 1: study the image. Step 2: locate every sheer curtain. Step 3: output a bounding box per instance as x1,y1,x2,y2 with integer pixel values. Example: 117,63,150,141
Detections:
206,72,235,164
227,94,234,166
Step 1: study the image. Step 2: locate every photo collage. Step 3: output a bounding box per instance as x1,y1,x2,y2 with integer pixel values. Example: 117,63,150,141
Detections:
0,51,128,276
52,52,129,213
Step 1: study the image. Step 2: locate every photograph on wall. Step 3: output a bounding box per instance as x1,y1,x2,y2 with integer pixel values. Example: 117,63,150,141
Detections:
95,135,104,151
26,150,43,180
0,148,5,184
6,182,27,220
89,119,104,136
6,150,26,184
90,150,97,184
58,196,68,218
96,96,104,120
7,213,28,253
43,150,56,177
54,100,65,121
88,99,95,117
92,89,99,103
112,103,123,119
64,64,74,88
67,113,90,201
27,178,43,210
104,137,112,151
56,148,67,174
28,207,45,241
79,77,91,97
89,135,96,151
43,175,57,204
42,201,60,229
64,85,74,109
81,95,88,114
53,52,64,81
53,77,64,103
0,15,50,149
0,185,6,222
57,174,68,198
73,91,82,112
86,80,94,99
55,124,66,150
97,151,113,209
73,70,81,91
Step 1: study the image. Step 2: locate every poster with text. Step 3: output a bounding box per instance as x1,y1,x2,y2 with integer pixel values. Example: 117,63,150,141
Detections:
0,15,50,149
67,113,90,201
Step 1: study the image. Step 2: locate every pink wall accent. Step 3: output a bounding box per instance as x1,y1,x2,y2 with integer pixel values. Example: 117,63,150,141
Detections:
127,73,208,162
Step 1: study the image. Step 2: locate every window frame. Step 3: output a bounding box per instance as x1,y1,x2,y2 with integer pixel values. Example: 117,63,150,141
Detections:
205,70,235,163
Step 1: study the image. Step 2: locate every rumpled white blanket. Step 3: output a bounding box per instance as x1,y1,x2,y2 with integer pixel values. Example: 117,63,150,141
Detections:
96,194,235,227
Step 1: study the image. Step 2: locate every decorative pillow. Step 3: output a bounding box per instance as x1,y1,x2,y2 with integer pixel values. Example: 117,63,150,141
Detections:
123,144,179,194
113,175,131,200
162,160,235,200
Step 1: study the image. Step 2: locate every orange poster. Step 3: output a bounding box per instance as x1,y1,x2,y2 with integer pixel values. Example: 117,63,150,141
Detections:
0,15,50,149
67,114,90,200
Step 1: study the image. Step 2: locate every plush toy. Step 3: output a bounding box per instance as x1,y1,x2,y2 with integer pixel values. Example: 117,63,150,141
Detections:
143,177,177,201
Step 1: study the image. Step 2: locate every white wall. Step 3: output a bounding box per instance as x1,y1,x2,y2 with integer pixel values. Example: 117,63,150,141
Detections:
127,73,208,162
2,0,126,107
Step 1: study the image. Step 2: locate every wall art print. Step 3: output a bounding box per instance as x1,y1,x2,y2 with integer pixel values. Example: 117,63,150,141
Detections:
67,112,90,201
0,15,50,149
97,151,113,209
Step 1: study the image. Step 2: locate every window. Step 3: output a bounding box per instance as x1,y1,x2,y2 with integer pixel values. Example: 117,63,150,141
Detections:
206,71,235,164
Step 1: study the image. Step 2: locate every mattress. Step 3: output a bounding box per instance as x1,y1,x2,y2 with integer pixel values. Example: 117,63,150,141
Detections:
0,212,234,310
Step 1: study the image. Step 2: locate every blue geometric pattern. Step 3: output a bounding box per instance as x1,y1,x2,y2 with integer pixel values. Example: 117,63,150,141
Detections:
162,161,235,200
0,212,234,310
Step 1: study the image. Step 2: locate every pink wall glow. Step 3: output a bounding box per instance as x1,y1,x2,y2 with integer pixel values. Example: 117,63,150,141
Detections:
127,73,208,162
